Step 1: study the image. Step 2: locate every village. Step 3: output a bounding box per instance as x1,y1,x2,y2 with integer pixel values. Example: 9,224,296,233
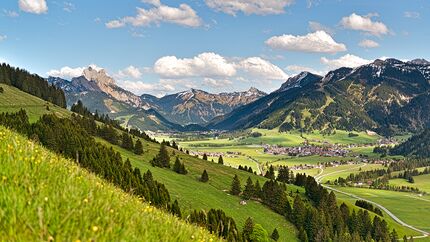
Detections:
262,144,350,157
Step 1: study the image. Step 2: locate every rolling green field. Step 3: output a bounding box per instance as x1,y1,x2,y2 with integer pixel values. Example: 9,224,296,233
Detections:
390,174,430,193
318,163,386,183
334,186,430,233
0,127,217,241
0,84,70,122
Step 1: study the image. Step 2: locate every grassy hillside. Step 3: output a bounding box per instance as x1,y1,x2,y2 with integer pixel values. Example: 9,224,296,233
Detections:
97,138,300,241
0,84,299,241
0,126,217,241
0,83,70,122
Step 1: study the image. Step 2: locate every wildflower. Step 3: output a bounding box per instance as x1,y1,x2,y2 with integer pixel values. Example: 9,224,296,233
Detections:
48,235,54,241
109,209,114,213
83,198,88,203
92,226,99,232
2,176,6,181
44,197,48,202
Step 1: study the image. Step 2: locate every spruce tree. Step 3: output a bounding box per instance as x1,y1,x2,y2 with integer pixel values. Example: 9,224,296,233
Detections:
203,153,208,160
180,163,187,175
200,170,209,182
254,180,262,199
277,165,290,183
230,175,241,195
134,139,144,155
242,177,254,200
154,142,170,168
265,165,275,180
173,157,181,173
218,155,224,164
271,228,279,241
242,217,254,241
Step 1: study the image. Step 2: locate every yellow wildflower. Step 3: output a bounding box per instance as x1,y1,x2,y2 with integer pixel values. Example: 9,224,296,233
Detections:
92,226,99,232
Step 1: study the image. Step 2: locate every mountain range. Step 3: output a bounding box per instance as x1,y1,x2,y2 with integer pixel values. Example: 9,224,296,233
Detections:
209,58,430,135
48,67,265,131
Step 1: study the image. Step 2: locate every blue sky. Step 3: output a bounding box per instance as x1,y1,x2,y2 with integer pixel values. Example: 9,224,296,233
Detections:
0,0,429,96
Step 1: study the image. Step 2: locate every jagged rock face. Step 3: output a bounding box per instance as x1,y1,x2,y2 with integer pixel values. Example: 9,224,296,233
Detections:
142,87,266,125
81,67,142,107
208,58,430,135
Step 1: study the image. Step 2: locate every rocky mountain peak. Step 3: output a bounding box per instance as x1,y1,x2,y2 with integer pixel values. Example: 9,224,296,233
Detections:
83,66,115,86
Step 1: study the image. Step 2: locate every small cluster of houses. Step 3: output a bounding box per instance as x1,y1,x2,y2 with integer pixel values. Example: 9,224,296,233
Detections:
188,150,242,158
263,144,350,157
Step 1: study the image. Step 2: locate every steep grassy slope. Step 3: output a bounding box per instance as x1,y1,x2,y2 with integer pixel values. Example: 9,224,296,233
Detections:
97,138,300,241
0,127,217,241
0,84,70,122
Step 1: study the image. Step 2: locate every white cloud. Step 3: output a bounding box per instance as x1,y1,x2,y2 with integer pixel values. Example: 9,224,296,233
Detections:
286,65,325,76
117,66,142,79
154,52,236,78
47,66,85,79
106,1,202,28
265,31,347,54
404,11,420,19
321,54,372,69
0,35,7,41
19,0,48,14
203,78,233,88
340,13,388,36
205,0,294,16
3,9,19,17
308,21,333,35
359,39,379,48
238,57,288,80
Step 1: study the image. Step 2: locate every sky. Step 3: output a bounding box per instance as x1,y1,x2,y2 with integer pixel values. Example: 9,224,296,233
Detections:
0,0,429,97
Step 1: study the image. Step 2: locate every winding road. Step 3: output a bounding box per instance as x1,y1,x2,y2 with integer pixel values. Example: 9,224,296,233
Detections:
315,164,429,239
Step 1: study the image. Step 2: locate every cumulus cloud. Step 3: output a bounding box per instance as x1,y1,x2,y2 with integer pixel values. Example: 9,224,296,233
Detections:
238,57,288,80
321,54,371,69
154,52,236,78
106,1,202,28
47,66,85,79
63,2,75,12
359,39,379,48
265,31,347,54
340,13,388,36
0,35,6,41
153,52,288,82
19,0,48,14
205,0,294,16
117,66,142,79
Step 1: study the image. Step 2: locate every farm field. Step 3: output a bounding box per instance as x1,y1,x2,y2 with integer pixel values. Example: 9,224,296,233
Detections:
333,186,430,233
318,163,386,183
389,174,430,193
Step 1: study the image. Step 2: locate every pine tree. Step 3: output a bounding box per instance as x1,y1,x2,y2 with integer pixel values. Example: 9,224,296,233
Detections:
254,180,262,199
265,165,275,180
200,170,209,182
170,199,181,218
153,143,170,168
218,155,224,164
173,157,181,173
271,228,279,241
242,177,254,200
134,139,144,155
242,217,254,241
230,175,241,195
277,165,290,183
180,163,187,175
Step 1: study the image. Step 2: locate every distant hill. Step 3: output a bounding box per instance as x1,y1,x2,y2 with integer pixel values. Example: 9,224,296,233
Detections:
209,59,430,135
390,129,430,157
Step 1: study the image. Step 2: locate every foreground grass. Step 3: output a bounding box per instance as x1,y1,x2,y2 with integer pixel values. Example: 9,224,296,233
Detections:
0,127,217,241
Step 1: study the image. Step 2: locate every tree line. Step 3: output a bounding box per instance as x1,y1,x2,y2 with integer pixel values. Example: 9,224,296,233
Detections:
0,63,66,108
